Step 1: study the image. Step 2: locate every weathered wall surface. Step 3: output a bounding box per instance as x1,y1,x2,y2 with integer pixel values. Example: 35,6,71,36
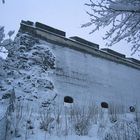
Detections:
48,43,140,107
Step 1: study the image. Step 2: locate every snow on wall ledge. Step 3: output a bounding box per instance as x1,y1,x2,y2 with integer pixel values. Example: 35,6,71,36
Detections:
19,20,140,108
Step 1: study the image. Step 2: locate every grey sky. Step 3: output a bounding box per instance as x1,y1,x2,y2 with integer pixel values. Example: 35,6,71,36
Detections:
0,0,139,59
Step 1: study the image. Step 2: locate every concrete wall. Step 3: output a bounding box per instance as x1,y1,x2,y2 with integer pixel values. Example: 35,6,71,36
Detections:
48,43,140,107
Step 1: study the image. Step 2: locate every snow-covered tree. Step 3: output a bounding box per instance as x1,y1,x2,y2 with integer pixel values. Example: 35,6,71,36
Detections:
0,26,14,59
0,26,5,52
1,32,56,98
82,0,140,55
0,28,57,139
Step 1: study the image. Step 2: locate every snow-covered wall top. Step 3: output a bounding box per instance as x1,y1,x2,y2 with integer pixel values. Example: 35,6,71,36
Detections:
18,20,140,108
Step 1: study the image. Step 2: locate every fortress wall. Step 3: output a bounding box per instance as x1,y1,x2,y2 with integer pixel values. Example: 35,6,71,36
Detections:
48,43,140,107
19,20,140,108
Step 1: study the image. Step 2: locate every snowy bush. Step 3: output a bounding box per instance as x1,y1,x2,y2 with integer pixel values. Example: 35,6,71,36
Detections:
108,104,118,123
103,120,140,140
74,117,91,136
108,103,125,123
40,108,54,133
14,102,23,137
69,105,96,136
134,105,140,133
53,105,63,136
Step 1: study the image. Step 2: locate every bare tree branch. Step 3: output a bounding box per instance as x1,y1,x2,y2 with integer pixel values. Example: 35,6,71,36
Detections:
2,0,5,4
82,0,140,55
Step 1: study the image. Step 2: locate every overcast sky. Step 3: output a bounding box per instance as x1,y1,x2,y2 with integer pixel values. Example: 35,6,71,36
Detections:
0,0,139,59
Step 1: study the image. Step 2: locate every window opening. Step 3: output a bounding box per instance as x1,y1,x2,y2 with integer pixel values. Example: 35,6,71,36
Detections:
64,96,74,103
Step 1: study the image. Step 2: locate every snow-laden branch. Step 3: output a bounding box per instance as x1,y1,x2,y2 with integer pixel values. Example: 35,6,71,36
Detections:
82,0,140,55
0,26,14,55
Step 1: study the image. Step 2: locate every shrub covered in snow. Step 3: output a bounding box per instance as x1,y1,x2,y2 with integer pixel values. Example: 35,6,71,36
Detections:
104,120,140,140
